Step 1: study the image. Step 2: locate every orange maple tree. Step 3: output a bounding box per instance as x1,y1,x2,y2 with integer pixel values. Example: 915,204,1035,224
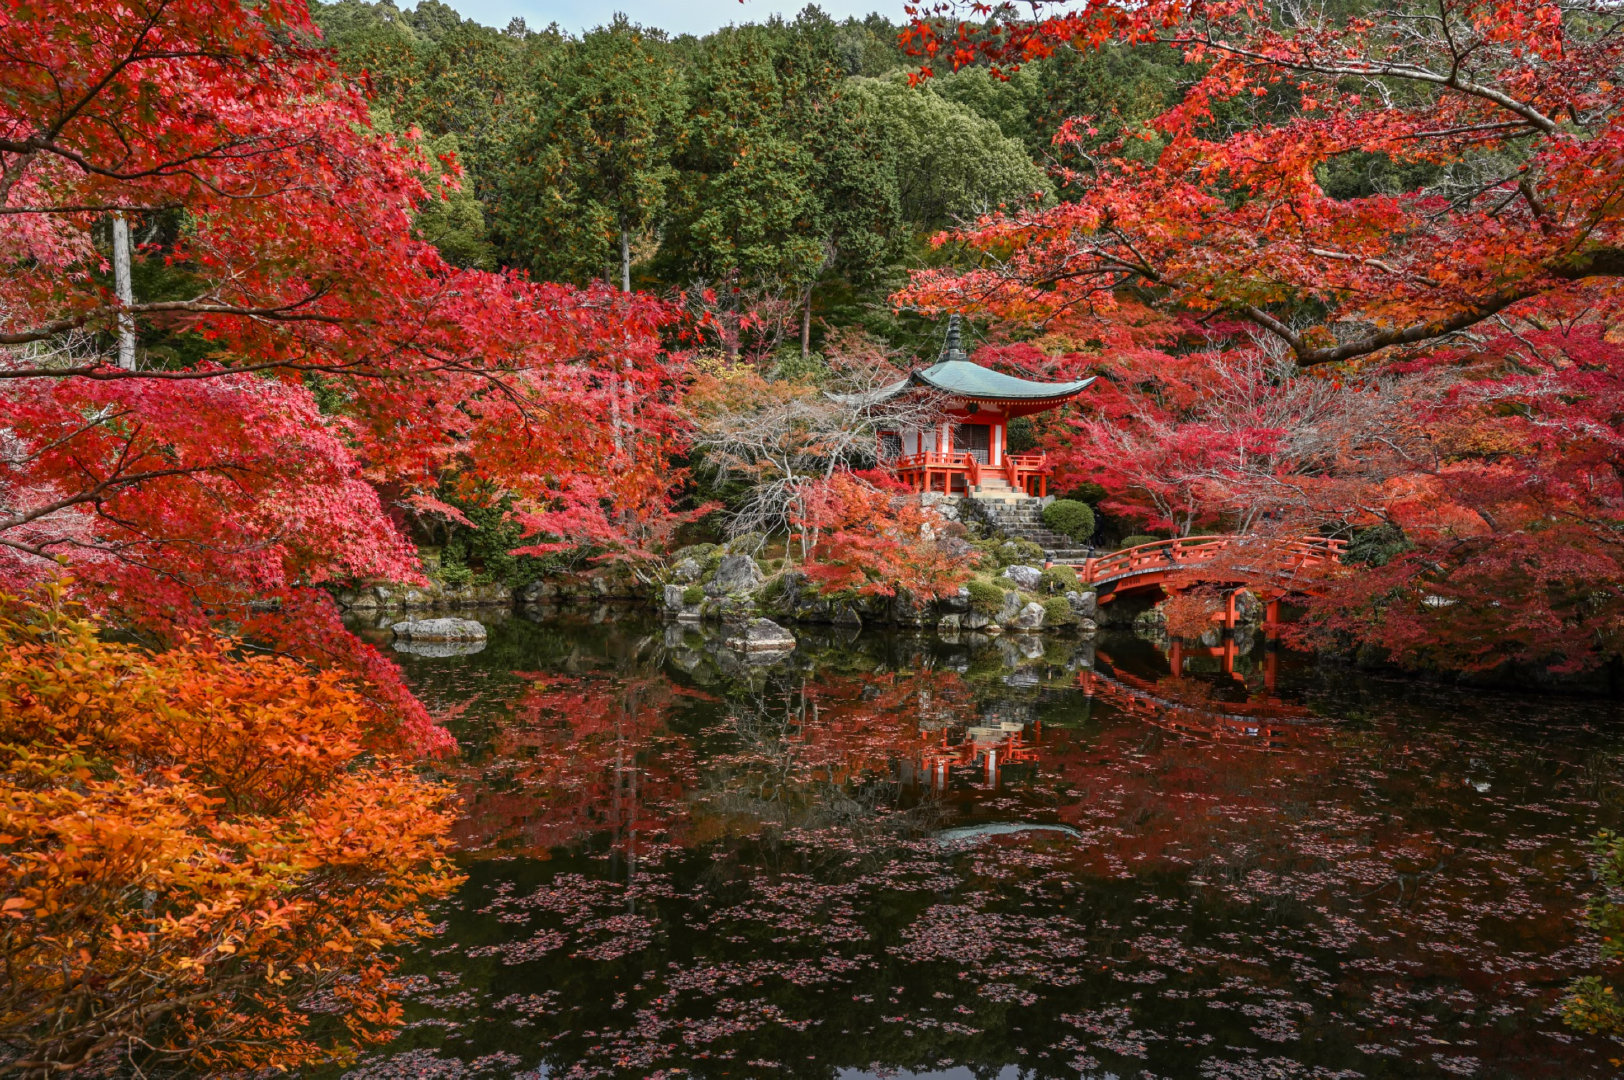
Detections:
0,588,462,1076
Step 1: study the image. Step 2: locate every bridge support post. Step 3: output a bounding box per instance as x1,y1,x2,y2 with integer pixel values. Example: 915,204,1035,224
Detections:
1224,590,1238,630
1263,598,1281,631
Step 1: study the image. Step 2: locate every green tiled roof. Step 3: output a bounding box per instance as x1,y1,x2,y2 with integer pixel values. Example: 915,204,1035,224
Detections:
911,359,1094,401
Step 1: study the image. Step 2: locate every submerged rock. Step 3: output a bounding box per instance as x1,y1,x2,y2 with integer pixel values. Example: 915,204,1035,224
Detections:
392,638,486,658
724,618,797,653
390,617,487,643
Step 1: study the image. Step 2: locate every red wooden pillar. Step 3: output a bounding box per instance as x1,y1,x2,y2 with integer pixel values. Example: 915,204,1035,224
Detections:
1224,590,1238,630
1264,598,1280,630
1169,638,1184,675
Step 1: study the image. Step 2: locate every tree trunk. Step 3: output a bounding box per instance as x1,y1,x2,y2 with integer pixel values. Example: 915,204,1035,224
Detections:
800,283,812,361
619,226,631,293
112,213,135,370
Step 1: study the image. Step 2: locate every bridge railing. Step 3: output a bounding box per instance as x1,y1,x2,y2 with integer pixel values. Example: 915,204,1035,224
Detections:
1077,534,1347,586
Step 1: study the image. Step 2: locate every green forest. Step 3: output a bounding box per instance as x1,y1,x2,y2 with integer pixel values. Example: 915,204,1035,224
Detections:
311,0,1177,361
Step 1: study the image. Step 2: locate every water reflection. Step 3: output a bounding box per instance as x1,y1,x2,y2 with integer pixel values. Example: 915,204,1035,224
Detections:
328,613,1624,1080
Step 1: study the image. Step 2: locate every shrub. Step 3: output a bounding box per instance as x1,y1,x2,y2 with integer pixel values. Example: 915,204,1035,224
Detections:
0,593,460,1076
1120,534,1164,549
1042,499,1096,543
1061,481,1108,504
1344,523,1412,567
1039,564,1079,594
1043,596,1074,626
967,576,1007,616
1565,830,1624,1038
682,584,705,605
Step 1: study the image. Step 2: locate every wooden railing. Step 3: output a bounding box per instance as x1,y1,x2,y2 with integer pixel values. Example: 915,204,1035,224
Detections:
1076,534,1347,585
890,450,1051,495
1004,453,1050,496
891,451,980,494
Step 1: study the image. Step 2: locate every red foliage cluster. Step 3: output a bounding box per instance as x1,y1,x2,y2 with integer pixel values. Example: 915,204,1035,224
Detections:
793,472,971,600
901,0,1624,673
1,0,688,745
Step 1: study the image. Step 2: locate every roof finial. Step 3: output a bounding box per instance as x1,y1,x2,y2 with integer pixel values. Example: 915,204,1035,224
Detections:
940,313,968,363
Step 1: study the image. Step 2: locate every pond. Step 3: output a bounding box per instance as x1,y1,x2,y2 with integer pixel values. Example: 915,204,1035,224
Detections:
328,610,1624,1080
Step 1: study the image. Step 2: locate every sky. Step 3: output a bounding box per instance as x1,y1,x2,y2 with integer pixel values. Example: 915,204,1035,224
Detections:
421,0,897,37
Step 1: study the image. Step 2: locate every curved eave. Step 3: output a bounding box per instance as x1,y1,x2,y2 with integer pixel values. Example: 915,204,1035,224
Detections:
914,374,1097,416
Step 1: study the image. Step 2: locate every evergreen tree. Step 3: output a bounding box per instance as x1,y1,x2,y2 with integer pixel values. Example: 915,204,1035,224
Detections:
498,18,685,287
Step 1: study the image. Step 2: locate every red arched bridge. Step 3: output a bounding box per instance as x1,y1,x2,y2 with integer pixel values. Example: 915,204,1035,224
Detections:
1068,534,1347,626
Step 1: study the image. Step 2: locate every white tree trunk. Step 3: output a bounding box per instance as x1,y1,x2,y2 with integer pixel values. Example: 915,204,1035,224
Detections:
112,213,135,370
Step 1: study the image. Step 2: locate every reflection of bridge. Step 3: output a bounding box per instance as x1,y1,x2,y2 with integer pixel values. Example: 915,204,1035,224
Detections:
1070,535,1347,621
1081,648,1323,746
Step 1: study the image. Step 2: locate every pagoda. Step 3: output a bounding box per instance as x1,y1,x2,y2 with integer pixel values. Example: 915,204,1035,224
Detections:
871,316,1094,498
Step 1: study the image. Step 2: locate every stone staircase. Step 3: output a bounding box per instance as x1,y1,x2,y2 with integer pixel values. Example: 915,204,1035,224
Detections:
966,491,1094,563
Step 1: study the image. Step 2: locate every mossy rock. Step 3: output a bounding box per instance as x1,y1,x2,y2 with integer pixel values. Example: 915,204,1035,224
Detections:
682,584,705,605
1038,564,1079,594
966,576,1006,616
998,538,1046,566
671,543,718,564
1042,596,1074,626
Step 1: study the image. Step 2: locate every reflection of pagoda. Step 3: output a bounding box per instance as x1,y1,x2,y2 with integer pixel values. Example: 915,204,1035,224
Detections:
910,716,1042,792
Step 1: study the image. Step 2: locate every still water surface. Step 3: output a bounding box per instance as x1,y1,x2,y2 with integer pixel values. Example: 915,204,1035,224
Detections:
329,611,1624,1079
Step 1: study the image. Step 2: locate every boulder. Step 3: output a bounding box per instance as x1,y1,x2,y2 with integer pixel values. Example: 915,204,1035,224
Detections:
962,611,994,631
940,584,971,613
390,617,487,643
1066,589,1099,619
892,589,928,627
937,614,962,635
670,557,704,584
707,554,765,596
832,605,862,628
918,491,962,522
997,590,1024,625
725,618,797,653
1011,601,1046,630
1002,564,1043,591
1076,617,1099,635
1133,605,1167,633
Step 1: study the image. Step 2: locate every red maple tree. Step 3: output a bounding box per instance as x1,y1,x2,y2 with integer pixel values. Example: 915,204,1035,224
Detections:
1,0,688,737
901,0,1624,673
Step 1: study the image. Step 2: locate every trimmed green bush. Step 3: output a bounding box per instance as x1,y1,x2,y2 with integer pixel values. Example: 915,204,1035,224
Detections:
967,577,1006,616
1042,499,1096,544
1042,597,1074,626
681,584,704,605
1038,564,1079,594
1119,534,1163,549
